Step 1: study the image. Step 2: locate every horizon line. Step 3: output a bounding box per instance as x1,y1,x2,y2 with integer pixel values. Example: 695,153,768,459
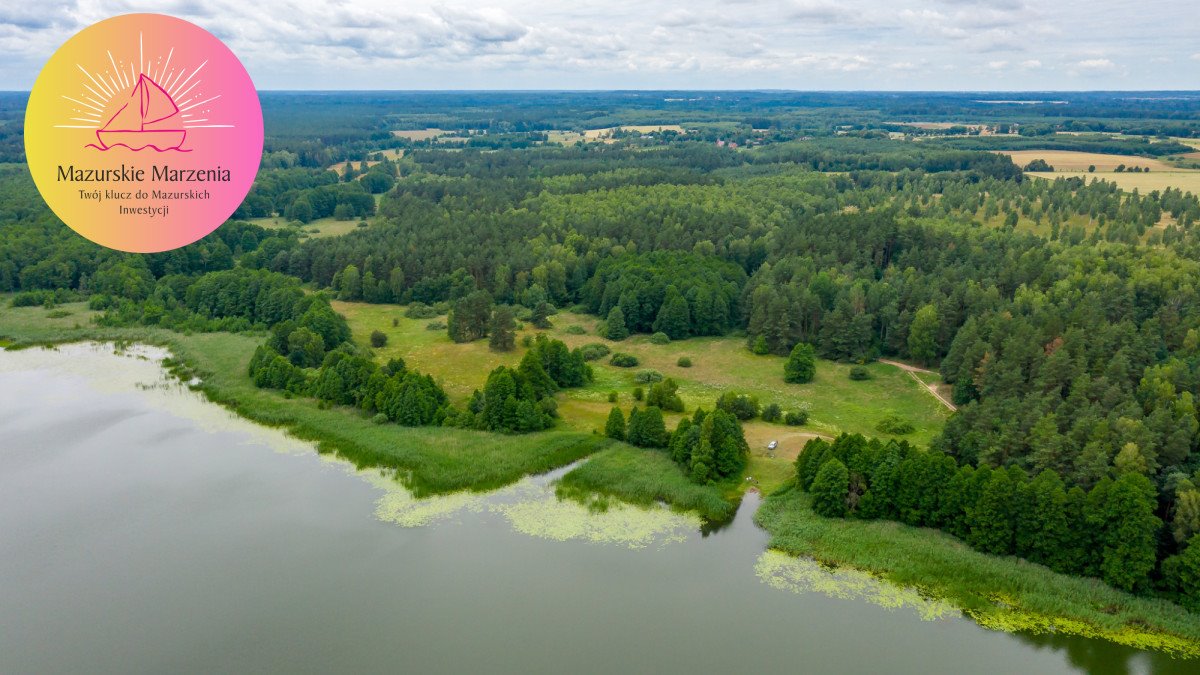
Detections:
3,87,1200,95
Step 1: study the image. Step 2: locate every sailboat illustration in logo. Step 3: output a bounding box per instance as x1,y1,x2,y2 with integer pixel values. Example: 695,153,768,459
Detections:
93,73,187,151
59,31,231,153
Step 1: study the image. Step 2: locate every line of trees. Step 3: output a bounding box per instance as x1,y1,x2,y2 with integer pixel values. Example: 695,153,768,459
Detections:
797,434,1199,607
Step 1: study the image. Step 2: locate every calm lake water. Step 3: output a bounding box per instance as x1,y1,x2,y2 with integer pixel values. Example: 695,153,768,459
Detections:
0,343,1194,674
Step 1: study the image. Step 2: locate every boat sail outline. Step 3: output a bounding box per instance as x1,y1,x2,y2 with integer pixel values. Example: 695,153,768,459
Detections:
93,73,188,152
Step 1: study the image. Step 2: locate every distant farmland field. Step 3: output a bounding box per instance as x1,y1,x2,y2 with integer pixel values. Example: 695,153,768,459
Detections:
583,125,686,139
391,129,454,140
999,150,1176,172
1028,170,1200,194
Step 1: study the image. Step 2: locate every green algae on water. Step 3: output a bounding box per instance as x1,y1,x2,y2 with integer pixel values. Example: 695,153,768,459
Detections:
755,549,960,622
492,481,701,549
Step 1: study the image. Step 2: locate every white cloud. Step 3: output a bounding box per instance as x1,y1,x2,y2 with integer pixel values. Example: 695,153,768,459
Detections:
1076,58,1116,71
0,0,1192,88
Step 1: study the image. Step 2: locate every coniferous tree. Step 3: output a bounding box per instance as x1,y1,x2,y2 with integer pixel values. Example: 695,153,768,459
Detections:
605,406,626,441
784,342,817,383
811,459,850,517
669,417,695,466
633,406,668,448
517,349,556,398
907,304,940,366
488,305,517,352
707,409,749,478
448,290,493,343
1015,470,1070,571
338,265,362,301
653,285,692,339
968,470,1017,555
1100,473,1162,593
1161,535,1200,611
691,433,715,484
797,438,831,490
530,301,553,329
604,305,629,341
625,407,644,446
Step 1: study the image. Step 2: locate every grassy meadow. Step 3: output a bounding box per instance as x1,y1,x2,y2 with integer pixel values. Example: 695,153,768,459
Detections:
332,301,951,454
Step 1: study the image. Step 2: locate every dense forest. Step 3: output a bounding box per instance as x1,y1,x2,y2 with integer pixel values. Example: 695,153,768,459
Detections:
4,91,1200,611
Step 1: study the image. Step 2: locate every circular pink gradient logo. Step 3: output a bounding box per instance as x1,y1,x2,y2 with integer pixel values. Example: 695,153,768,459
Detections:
25,14,263,253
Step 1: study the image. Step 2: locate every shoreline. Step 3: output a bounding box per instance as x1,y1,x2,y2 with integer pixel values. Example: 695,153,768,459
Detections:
2,332,1199,658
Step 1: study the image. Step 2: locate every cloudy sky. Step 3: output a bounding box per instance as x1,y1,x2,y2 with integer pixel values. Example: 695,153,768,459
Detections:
1,0,1196,90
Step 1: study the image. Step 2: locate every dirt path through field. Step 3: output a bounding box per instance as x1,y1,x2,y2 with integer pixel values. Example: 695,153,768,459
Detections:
878,359,957,412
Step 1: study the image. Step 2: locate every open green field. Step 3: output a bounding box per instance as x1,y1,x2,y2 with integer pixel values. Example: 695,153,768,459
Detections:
0,301,607,496
757,485,1200,657
332,302,951,456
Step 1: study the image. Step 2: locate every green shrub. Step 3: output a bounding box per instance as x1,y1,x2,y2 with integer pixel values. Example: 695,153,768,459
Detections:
372,413,389,424
677,356,692,368
579,343,611,361
610,352,639,368
634,369,664,384
751,334,770,355
370,330,388,348
784,410,808,426
633,386,645,401
716,391,760,420
522,334,534,348
762,403,782,423
426,320,446,331
646,378,685,412
849,365,871,381
607,391,618,403
649,332,670,345
404,303,439,319
392,318,399,327
565,325,586,335
876,414,915,435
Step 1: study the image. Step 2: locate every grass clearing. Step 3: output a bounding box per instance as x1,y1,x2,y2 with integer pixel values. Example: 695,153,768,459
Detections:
756,486,1200,657
0,302,607,496
249,215,370,239
333,302,950,453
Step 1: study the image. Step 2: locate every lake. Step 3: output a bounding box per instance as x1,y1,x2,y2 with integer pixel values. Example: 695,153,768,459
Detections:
0,343,1191,674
